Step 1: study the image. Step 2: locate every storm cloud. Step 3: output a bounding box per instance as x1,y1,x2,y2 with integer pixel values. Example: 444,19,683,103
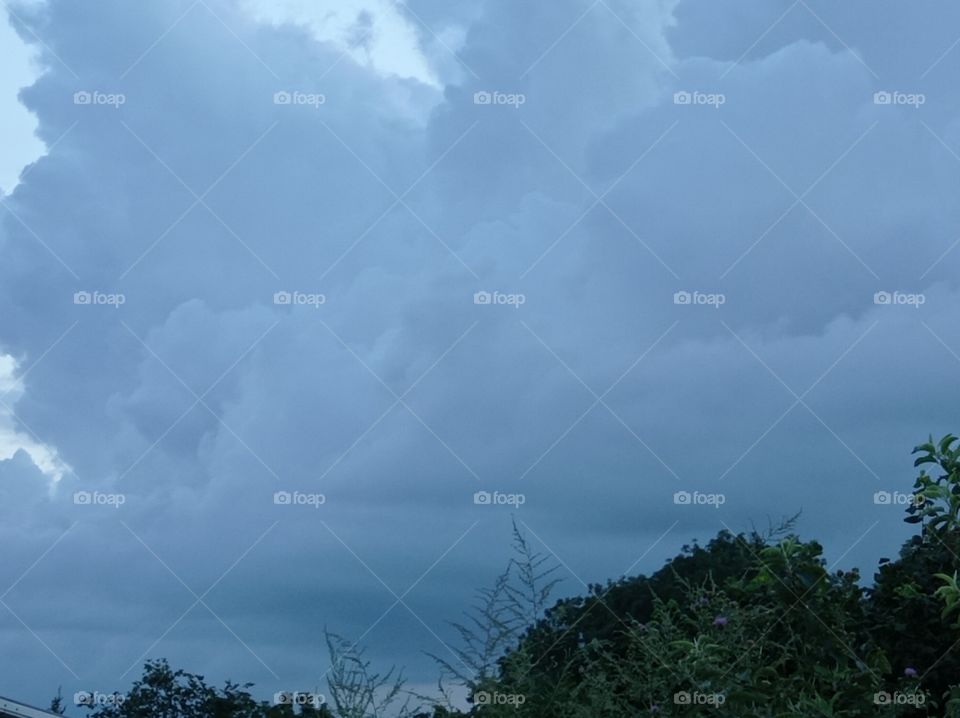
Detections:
2,0,960,705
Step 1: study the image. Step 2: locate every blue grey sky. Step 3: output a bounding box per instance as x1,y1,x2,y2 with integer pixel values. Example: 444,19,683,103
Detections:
1,0,960,707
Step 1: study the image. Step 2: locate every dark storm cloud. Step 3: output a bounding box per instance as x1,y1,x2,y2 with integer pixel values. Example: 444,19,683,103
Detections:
2,0,960,705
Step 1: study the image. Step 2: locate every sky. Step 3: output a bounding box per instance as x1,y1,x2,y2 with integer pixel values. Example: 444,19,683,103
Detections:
1,0,960,708
0,3,43,194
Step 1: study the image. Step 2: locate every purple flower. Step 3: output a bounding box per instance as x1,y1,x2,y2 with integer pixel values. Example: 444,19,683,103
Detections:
713,615,728,626
904,666,919,678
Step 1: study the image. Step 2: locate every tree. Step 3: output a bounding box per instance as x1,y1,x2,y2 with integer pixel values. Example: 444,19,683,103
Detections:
85,659,331,718
868,434,960,714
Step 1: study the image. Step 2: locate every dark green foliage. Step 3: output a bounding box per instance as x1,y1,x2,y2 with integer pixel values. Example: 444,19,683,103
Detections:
450,435,960,716
480,532,900,717
507,526,768,685
868,435,960,714
84,659,330,718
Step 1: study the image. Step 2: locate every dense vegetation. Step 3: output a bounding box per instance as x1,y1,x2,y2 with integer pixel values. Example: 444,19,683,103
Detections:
58,435,960,717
